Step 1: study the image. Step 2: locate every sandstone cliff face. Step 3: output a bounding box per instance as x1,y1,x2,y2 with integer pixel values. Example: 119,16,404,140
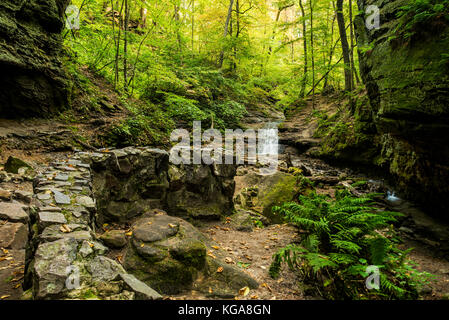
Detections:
0,0,70,117
354,0,449,216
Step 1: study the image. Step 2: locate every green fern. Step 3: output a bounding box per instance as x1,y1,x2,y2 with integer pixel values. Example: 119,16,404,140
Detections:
270,192,431,299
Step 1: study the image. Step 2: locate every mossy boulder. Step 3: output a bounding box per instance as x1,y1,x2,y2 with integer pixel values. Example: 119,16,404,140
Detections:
234,171,298,224
123,211,258,296
4,156,32,174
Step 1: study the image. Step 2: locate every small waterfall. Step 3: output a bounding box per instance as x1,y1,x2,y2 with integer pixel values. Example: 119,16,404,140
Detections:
258,122,279,156
386,191,401,202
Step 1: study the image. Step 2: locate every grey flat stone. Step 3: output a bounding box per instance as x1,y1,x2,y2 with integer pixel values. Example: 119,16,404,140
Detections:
120,273,162,300
0,202,29,223
54,174,69,182
13,190,33,203
68,160,82,166
76,196,95,208
38,206,62,212
79,240,94,257
38,211,67,229
53,190,71,205
37,193,51,200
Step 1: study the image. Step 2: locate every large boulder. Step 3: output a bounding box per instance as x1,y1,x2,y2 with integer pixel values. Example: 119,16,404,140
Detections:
123,212,258,296
234,171,298,223
354,0,449,217
0,0,70,117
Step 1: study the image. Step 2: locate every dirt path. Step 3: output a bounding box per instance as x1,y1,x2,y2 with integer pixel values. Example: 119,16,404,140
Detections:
170,221,304,300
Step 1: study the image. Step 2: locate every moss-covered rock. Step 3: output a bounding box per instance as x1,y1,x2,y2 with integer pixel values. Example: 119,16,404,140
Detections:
0,0,70,117
123,212,258,296
354,0,449,217
234,171,298,224
4,156,32,174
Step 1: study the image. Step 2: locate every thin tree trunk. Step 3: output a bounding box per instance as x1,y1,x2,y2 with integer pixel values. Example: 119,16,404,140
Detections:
309,0,315,109
299,0,307,98
123,0,129,93
219,0,235,68
336,0,352,92
349,0,360,85
191,0,195,51
323,1,336,90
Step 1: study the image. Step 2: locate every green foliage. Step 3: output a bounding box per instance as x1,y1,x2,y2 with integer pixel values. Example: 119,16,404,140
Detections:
270,192,432,299
397,0,449,39
105,102,174,147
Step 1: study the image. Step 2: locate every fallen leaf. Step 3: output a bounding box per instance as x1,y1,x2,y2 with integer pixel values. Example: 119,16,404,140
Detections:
117,255,123,263
88,242,94,248
216,267,224,273
207,251,216,259
224,257,234,264
261,283,273,292
212,246,220,250
14,283,21,289
125,231,133,236
208,287,213,294
251,295,259,299
147,222,153,225
168,223,176,228
140,243,145,248
60,224,71,233
239,287,250,297
0,295,10,300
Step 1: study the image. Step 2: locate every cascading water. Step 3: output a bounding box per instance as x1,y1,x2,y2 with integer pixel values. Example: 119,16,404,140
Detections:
258,122,280,175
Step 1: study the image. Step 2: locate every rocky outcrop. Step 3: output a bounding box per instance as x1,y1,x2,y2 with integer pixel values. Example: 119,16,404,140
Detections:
0,0,70,117
354,0,449,217
83,147,236,224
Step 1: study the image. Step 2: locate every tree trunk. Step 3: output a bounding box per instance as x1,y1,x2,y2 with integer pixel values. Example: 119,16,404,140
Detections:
349,0,360,85
123,0,129,93
299,0,307,98
336,0,352,92
309,0,315,109
323,1,336,91
140,5,148,28
219,0,235,68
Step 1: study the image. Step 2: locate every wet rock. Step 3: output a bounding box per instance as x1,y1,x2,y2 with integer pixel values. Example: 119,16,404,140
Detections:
100,230,127,249
0,202,29,223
